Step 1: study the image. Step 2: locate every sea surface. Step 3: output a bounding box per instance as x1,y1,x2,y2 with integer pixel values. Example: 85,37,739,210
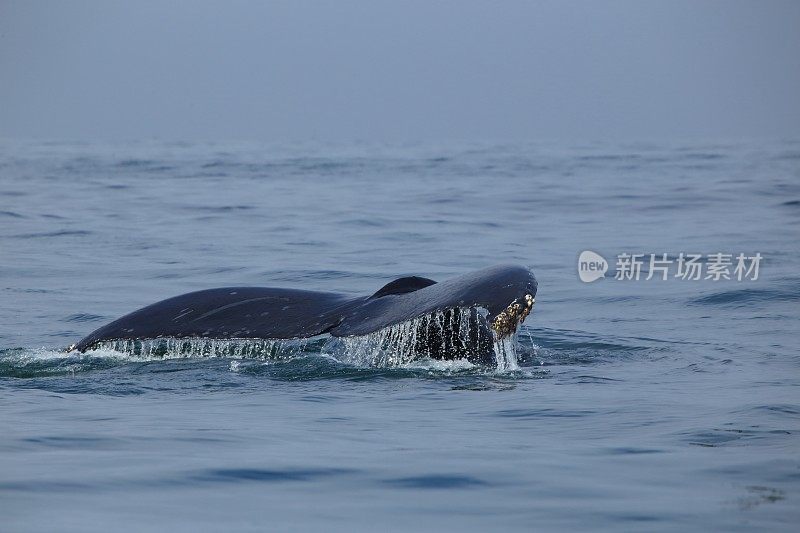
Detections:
1,139,799,531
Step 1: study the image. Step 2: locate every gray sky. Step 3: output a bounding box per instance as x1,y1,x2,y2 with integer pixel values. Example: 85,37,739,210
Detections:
1,0,798,142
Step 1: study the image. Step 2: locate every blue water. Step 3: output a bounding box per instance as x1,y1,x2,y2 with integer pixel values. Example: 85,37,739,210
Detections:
1,139,799,531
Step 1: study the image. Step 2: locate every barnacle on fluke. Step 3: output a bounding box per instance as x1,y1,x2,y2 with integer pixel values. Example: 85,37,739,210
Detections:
70,264,537,366
491,294,535,338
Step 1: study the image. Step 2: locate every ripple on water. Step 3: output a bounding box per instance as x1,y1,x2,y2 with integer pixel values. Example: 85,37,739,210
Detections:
496,408,597,419
737,486,786,510
383,474,490,489
0,348,125,378
21,435,121,450
682,427,793,448
12,230,93,239
63,313,106,323
690,286,800,307
190,467,357,484
522,326,654,366
602,447,665,455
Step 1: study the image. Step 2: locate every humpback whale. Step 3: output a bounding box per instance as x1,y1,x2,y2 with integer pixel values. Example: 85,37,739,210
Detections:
70,264,537,364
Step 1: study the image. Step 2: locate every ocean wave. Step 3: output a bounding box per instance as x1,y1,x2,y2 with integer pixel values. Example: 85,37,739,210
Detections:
690,286,799,307
11,230,92,238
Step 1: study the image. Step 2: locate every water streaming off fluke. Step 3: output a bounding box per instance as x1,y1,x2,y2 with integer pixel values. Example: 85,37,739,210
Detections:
78,307,520,370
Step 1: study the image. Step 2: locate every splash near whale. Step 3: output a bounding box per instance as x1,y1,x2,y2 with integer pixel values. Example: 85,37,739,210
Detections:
70,264,537,367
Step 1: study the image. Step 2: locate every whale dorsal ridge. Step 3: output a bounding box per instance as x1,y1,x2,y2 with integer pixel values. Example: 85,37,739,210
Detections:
369,276,437,299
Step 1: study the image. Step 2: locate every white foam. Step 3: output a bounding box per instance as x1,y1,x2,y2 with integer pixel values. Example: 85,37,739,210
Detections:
493,335,520,372
87,337,313,361
400,357,476,372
